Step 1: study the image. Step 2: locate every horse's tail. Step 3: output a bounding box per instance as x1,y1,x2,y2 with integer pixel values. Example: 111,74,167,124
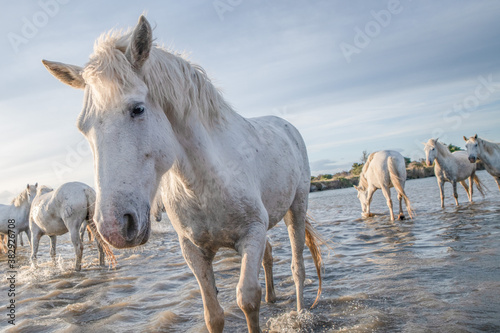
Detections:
388,156,414,219
305,214,324,309
473,174,487,197
83,187,117,268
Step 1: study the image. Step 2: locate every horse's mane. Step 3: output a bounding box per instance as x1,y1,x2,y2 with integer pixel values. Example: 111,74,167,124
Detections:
427,139,451,156
11,189,28,207
37,185,53,196
478,137,500,155
83,29,233,127
358,152,376,189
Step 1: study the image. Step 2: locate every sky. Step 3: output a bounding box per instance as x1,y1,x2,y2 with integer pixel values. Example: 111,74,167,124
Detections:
1,0,500,203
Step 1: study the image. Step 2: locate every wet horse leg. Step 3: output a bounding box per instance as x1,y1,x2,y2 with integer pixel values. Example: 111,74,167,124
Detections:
452,181,459,206
49,235,57,265
284,193,308,312
236,223,267,333
262,238,276,303
69,224,84,271
180,237,224,333
438,179,445,208
397,193,405,219
30,225,43,269
381,186,395,220
460,180,471,202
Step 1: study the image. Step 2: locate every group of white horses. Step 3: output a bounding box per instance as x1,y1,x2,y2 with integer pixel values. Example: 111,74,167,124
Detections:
354,135,500,222
1,15,499,332
0,182,116,270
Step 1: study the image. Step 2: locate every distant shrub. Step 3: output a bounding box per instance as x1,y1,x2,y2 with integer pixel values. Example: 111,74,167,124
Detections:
350,162,363,176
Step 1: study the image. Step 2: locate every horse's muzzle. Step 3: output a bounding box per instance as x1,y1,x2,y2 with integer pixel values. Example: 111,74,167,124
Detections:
468,156,477,163
95,208,150,249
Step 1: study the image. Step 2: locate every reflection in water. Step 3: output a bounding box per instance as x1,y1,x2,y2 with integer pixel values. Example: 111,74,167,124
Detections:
1,171,499,332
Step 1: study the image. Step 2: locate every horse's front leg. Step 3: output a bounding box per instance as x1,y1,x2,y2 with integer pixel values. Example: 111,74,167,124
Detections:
236,224,267,333
262,238,276,303
438,180,445,208
180,237,224,333
365,187,376,217
452,181,459,206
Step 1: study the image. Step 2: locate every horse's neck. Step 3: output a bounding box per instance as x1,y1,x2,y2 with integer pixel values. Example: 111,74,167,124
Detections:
164,112,242,195
480,139,500,160
11,200,31,222
435,144,452,165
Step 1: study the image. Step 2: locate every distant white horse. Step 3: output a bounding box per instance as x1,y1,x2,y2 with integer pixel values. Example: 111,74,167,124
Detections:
0,184,38,250
30,182,106,271
42,16,322,332
424,138,485,208
464,134,500,191
354,150,413,221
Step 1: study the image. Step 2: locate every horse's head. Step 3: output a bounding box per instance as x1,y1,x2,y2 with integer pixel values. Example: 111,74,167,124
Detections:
353,185,369,217
423,139,438,167
26,183,38,204
463,134,479,163
42,16,177,248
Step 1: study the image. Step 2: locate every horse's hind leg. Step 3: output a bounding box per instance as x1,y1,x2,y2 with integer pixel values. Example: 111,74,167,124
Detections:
262,238,276,303
30,226,43,269
452,181,459,206
49,235,57,266
69,225,84,271
495,177,500,191
180,237,224,333
96,236,105,266
381,186,395,220
397,193,405,220
284,194,307,311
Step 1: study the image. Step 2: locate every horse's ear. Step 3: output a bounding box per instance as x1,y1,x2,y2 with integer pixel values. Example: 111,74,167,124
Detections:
127,15,152,70
474,134,478,139
35,183,38,188
353,185,358,190
42,60,85,89
463,136,468,141
27,184,29,189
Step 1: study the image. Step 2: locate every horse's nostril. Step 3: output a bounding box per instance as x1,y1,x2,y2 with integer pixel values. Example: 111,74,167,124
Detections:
123,214,137,241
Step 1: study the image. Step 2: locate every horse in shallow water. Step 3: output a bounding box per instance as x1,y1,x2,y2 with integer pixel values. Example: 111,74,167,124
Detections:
29,182,106,271
424,138,485,208
0,184,38,250
354,150,413,220
464,134,500,191
42,16,323,332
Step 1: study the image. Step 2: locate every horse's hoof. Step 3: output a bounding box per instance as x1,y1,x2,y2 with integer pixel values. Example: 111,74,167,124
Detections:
398,214,405,220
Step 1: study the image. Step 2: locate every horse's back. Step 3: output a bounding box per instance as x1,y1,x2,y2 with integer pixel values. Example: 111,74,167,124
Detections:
365,150,406,188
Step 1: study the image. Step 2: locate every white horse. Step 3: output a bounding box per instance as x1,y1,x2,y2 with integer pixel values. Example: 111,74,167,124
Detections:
464,134,500,191
354,150,413,221
42,16,323,332
30,182,105,271
424,138,485,208
0,184,38,250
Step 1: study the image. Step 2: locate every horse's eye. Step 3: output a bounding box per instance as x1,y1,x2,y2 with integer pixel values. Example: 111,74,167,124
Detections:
131,105,145,118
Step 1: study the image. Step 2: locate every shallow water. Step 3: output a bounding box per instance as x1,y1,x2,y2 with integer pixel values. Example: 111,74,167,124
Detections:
1,170,499,332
